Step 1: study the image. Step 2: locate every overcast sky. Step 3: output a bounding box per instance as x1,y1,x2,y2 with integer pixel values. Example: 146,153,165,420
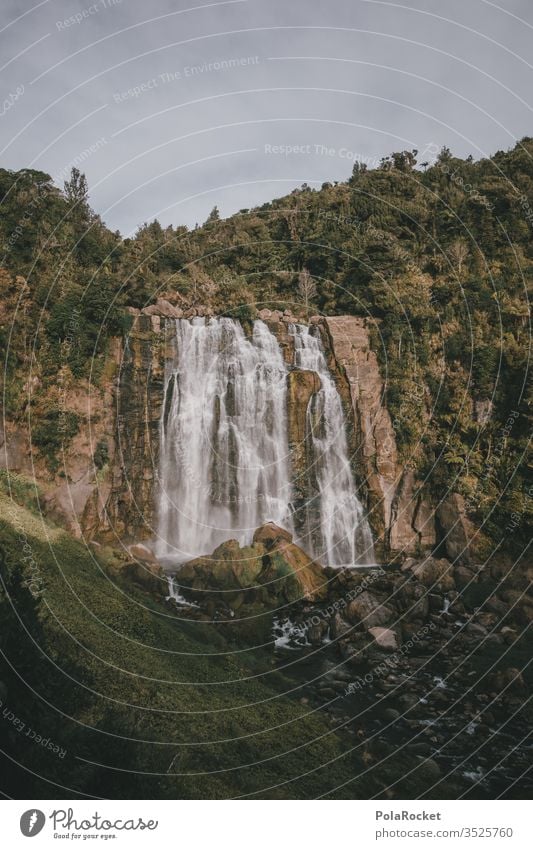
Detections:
1,0,533,234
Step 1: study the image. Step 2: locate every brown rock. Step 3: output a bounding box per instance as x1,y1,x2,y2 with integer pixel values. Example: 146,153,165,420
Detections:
346,591,394,628
128,543,158,563
179,526,327,603
409,557,455,591
436,493,475,565
368,626,399,651
252,522,293,548
287,369,321,443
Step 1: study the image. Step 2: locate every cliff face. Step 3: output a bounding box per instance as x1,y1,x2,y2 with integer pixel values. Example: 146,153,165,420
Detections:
2,303,478,564
102,312,166,542
322,316,437,560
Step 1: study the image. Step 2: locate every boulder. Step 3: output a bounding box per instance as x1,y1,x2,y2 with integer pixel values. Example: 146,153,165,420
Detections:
330,612,352,639
408,557,455,591
263,539,327,602
368,627,399,651
160,299,183,318
178,524,327,604
178,540,265,591
253,522,293,548
346,591,394,628
128,543,157,563
258,308,272,320
102,547,166,597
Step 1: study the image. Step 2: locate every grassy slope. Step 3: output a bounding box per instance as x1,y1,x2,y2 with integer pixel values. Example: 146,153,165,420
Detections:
0,486,371,799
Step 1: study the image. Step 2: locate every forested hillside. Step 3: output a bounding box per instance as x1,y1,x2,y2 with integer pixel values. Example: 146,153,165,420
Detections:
1,140,531,551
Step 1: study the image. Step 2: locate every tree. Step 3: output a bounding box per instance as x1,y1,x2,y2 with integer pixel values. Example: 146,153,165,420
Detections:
298,267,317,318
448,238,469,274
63,167,89,207
206,205,220,223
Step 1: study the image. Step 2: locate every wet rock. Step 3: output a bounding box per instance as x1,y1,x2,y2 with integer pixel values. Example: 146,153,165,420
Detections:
179,524,327,604
486,668,525,693
252,522,293,548
454,565,475,589
380,707,401,722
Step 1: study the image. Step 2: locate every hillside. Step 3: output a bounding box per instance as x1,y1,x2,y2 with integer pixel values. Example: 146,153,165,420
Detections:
1,142,531,553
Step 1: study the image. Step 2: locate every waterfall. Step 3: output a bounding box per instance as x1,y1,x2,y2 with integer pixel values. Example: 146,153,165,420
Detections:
156,316,374,566
289,323,374,566
156,317,294,561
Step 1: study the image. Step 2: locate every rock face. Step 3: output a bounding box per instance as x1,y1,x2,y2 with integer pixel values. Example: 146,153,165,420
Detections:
286,368,322,544
1,342,121,541
8,308,480,567
178,523,327,605
322,316,436,559
104,313,167,541
436,493,476,565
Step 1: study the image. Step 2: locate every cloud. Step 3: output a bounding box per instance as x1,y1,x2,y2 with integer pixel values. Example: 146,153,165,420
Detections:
1,0,532,232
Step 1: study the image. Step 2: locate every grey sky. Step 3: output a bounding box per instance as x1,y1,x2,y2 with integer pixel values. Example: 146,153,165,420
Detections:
1,0,532,234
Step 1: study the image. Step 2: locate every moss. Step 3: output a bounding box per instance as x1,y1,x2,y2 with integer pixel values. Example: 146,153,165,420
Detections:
0,500,360,799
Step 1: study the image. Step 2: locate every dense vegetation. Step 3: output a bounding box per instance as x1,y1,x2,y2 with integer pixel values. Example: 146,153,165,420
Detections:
1,142,531,551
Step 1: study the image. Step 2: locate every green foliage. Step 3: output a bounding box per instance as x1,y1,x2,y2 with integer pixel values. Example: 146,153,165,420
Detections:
1,140,531,546
31,409,80,471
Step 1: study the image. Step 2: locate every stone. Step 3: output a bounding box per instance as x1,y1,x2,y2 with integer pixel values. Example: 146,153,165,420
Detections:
346,591,394,628
258,308,272,320
330,612,352,639
264,540,327,603
408,557,455,592
179,524,327,604
389,470,436,554
368,627,399,651
454,565,475,589
142,299,183,318
436,493,475,565
252,522,293,548
127,543,157,563
380,707,401,722
287,369,321,443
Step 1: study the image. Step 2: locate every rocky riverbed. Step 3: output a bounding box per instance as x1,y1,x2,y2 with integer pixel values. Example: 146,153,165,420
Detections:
161,524,533,799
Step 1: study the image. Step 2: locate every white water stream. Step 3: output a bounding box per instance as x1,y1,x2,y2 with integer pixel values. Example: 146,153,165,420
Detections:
156,317,373,566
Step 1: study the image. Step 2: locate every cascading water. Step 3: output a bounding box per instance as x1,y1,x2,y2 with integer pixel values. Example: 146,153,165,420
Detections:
156,317,294,561
288,323,374,566
156,316,374,566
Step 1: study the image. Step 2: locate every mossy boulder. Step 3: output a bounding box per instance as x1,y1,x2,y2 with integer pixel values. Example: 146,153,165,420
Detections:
178,523,327,604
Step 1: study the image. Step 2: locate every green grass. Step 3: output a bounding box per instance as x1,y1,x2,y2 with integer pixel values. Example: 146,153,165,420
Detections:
0,492,365,799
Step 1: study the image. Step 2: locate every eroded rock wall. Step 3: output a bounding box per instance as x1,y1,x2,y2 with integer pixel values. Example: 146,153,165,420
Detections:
103,312,167,541
321,315,437,560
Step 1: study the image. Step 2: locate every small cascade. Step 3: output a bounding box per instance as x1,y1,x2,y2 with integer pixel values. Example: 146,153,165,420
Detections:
288,323,374,566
